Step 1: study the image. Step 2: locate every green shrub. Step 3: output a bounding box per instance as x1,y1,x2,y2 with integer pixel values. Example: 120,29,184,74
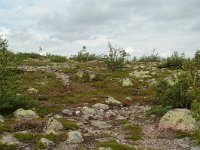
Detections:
72,46,99,62
191,101,200,121
145,105,171,116
97,140,134,150
104,42,129,71
0,37,30,114
139,49,161,62
155,73,194,108
47,54,67,62
158,52,186,69
15,52,42,60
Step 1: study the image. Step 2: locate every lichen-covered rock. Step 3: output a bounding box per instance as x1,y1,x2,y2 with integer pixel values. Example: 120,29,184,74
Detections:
105,96,122,106
93,103,109,111
43,117,64,134
122,78,133,87
82,106,96,116
91,120,112,129
0,115,4,123
0,133,22,145
40,138,54,148
62,109,70,115
159,109,197,131
14,108,39,119
67,130,84,144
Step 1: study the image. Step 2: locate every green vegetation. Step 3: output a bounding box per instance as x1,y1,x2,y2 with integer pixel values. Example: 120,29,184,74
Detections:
57,118,80,131
139,49,161,62
0,37,30,114
145,105,171,116
104,42,129,71
97,140,135,150
123,124,142,141
158,52,186,69
47,54,67,62
71,46,99,62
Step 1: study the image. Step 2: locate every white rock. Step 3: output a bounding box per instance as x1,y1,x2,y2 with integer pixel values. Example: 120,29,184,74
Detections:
122,78,133,87
43,117,64,134
91,120,112,129
93,103,109,111
0,133,22,145
105,96,122,106
14,108,39,119
67,130,84,144
0,115,4,123
40,138,54,148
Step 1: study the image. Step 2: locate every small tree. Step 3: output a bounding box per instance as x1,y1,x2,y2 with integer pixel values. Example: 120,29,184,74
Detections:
104,42,129,71
0,37,29,114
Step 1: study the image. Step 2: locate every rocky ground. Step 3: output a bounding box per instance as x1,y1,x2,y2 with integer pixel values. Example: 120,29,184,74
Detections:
0,59,200,150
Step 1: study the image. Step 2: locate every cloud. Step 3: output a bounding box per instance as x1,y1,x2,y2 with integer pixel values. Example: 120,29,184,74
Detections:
0,0,200,57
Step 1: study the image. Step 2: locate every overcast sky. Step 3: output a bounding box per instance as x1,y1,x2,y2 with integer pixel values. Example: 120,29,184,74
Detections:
0,0,200,57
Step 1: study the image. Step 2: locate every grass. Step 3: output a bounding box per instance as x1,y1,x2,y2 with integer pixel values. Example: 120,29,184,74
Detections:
123,124,142,141
57,118,80,131
14,133,41,142
97,140,135,150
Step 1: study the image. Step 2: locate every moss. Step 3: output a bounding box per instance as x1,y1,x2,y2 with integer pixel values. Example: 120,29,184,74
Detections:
0,143,17,150
14,133,42,142
123,124,142,141
97,140,135,150
0,119,15,134
57,118,80,131
44,133,68,143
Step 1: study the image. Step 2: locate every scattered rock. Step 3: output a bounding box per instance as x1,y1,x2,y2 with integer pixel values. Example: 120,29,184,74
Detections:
67,130,84,144
159,109,197,131
0,115,4,123
93,103,109,111
82,106,96,116
43,117,64,134
91,120,112,129
105,110,117,118
98,147,112,150
55,72,70,86
105,96,122,106
40,138,54,148
14,108,39,119
27,87,38,93
62,109,70,115
122,78,133,87
0,133,22,145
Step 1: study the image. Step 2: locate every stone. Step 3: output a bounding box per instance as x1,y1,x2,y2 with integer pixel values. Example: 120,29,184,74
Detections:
93,103,109,111
76,70,85,78
67,130,84,144
55,72,70,87
82,106,96,116
159,109,197,131
116,115,126,120
62,109,70,115
105,96,122,106
43,117,64,134
27,87,38,93
105,110,117,118
0,133,22,145
40,138,54,148
130,70,151,78
91,120,112,129
122,78,133,87
0,115,4,123
14,108,39,119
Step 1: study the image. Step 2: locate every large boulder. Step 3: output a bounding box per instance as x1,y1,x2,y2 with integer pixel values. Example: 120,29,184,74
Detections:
122,78,133,87
92,103,109,111
159,109,197,131
43,117,64,134
67,130,84,144
105,96,122,106
0,133,22,145
14,108,39,119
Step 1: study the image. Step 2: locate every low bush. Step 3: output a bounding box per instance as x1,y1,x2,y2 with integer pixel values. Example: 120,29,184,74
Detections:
15,52,42,60
104,42,129,71
145,105,172,116
47,54,67,62
71,46,99,62
0,37,30,114
139,49,161,62
155,73,195,108
158,52,186,69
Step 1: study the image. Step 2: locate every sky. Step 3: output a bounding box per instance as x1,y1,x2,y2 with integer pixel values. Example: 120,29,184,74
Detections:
0,0,200,57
